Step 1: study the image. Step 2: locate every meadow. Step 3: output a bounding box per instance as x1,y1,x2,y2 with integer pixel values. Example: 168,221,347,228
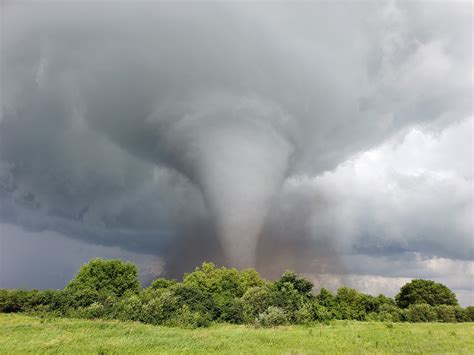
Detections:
1,313,473,354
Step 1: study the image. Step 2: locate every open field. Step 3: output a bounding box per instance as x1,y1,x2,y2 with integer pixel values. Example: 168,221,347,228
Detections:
0,314,473,354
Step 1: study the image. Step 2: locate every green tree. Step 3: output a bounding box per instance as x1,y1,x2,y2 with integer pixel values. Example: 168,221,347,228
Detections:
334,287,367,320
239,268,265,290
395,279,458,308
148,278,177,290
66,259,140,299
183,262,243,298
316,288,336,310
183,262,265,319
256,306,288,327
241,285,274,322
465,306,474,321
274,271,313,296
404,303,437,322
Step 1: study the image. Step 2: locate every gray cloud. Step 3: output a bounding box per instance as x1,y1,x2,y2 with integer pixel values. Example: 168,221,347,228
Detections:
0,1,472,291
0,222,165,289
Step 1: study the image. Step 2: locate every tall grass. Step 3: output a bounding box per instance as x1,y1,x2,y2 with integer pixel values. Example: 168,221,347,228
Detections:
1,313,473,354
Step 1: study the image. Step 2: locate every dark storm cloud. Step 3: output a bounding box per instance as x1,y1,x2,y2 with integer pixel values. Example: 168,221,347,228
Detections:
0,223,165,289
0,1,472,278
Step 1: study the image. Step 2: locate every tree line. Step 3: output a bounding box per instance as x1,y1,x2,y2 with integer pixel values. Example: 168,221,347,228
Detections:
1,259,472,327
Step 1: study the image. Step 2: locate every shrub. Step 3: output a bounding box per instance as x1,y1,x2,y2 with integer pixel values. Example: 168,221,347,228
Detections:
272,281,304,321
183,262,265,318
171,284,217,317
169,304,211,328
66,259,140,299
62,288,107,308
294,302,313,324
453,306,469,322
113,293,145,321
239,268,265,290
380,304,402,322
396,280,458,308
367,303,402,322
140,291,178,325
294,300,333,324
405,304,437,322
1,289,31,313
434,305,457,323
256,306,288,327
0,289,68,314
148,278,177,290
334,287,367,320
78,302,106,319
241,286,274,322
464,306,474,321
183,262,243,299
316,288,336,312
219,298,245,324
1,259,467,328
274,271,313,296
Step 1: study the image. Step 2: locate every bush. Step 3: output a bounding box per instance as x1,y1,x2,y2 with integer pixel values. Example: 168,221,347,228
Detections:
274,271,313,296
112,293,145,321
464,306,474,322
453,306,470,322
334,287,368,320
0,289,69,314
171,284,217,317
219,298,245,324
434,305,457,323
405,304,437,322
169,304,211,328
66,259,140,299
0,259,468,328
241,286,274,322
396,280,458,308
183,262,265,319
367,304,402,322
148,278,177,290
272,281,304,321
295,300,332,324
140,290,178,325
0,289,32,313
315,288,336,314
256,306,288,327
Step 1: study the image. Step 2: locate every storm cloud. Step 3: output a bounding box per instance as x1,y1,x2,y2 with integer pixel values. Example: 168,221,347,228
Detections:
0,1,472,303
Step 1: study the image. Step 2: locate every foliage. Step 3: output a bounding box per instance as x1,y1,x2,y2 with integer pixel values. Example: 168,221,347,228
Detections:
404,304,438,322
274,271,313,295
66,259,140,300
434,305,457,323
464,306,474,322
148,278,177,290
183,262,264,320
316,288,336,310
218,298,245,324
256,306,288,327
334,287,368,320
241,285,274,322
367,303,402,322
395,279,458,308
295,299,333,323
0,260,472,328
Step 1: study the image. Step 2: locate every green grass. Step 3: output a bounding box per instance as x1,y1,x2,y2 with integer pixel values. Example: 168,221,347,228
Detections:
0,313,473,354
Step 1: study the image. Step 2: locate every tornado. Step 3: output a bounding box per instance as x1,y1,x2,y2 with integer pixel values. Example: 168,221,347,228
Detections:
152,93,296,268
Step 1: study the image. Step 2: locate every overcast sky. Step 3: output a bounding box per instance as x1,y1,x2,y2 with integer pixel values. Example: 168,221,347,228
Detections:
0,1,472,305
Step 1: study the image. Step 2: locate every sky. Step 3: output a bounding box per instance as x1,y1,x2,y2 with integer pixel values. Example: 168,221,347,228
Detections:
0,1,472,305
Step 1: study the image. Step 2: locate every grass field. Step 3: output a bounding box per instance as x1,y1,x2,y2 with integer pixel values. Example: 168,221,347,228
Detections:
0,314,473,354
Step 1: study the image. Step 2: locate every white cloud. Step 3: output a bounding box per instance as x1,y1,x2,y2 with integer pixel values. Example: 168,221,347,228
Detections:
280,117,473,305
